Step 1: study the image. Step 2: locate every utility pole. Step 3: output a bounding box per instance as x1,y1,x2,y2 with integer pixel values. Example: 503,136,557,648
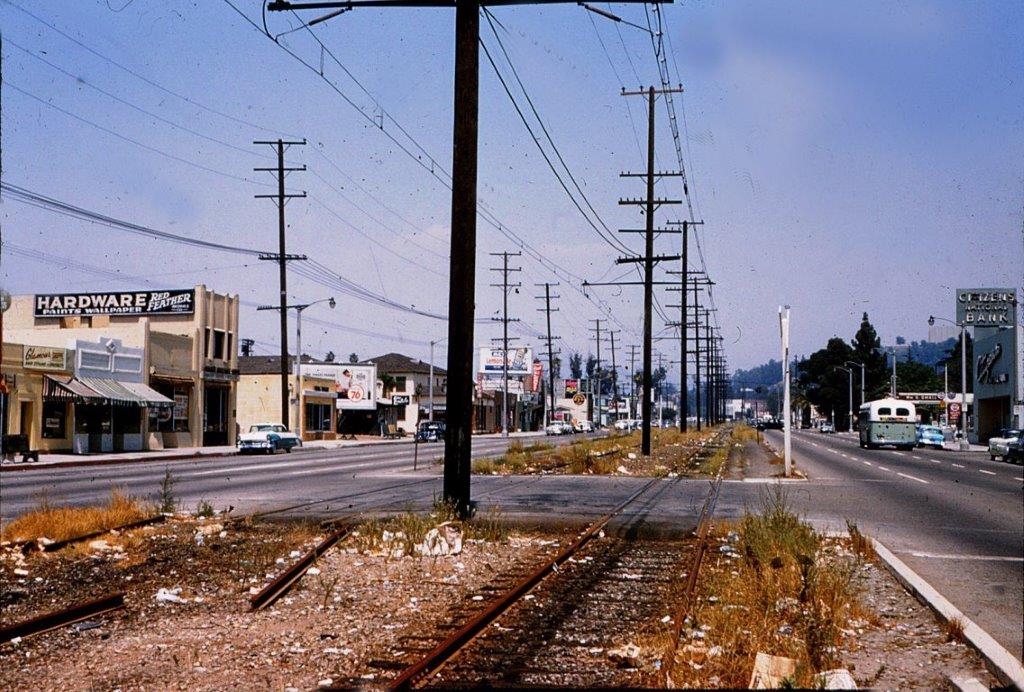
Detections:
665,219,704,432
535,283,560,426
627,344,640,419
780,305,792,477
489,251,521,437
590,319,604,427
272,0,665,524
618,85,684,455
254,138,307,429
608,330,620,423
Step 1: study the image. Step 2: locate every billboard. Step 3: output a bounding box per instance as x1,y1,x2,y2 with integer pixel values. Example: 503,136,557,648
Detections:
956,288,1017,328
301,363,378,410
478,347,532,376
480,376,525,395
35,289,195,317
563,378,580,398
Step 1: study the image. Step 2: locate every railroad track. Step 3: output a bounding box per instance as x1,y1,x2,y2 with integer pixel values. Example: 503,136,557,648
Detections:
326,428,733,689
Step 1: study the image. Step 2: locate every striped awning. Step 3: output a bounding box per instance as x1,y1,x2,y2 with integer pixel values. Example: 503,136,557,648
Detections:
43,375,173,407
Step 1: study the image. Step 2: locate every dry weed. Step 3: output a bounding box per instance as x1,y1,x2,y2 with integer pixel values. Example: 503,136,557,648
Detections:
1,490,151,543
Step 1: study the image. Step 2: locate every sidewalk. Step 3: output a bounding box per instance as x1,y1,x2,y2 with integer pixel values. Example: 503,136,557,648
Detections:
0,430,546,472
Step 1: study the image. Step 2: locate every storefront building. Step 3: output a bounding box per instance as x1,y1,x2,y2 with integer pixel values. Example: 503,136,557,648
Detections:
237,355,339,441
2,286,239,453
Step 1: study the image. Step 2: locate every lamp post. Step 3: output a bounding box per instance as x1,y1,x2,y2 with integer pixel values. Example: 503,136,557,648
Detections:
845,360,865,407
258,296,336,431
834,365,853,432
429,337,448,422
929,315,969,450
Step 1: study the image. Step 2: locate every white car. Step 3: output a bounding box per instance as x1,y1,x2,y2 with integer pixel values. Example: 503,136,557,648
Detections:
613,419,630,431
238,423,303,454
574,420,595,433
545,422,569,436
989,429,1022,461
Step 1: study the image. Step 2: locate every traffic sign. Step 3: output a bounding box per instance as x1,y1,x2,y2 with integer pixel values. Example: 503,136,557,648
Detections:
572,393,586,406
948,402,961,421
946,391,956,401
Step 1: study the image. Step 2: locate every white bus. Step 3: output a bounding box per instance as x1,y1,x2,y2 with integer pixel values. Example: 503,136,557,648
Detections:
858,398,917,450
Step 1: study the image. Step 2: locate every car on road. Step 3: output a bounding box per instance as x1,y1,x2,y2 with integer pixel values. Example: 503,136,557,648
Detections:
916,424,944,449
415,421,445,442
819,422,835,434
574,420,595,433
988,428,1022,462
545,421,573,436
238,423,302,454
760,418,784,431
1005,438,1023,464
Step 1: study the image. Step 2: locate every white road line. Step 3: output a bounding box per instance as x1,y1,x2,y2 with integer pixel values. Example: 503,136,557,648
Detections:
911,455,923,460
908,552,1024,562
891,451,905,457
952,463,965,469
841,454,851,459
978,469,997,476
896,472,929,484
862,461,873,466
877,465,892,472
1015,477,1024,482
929,459,942,464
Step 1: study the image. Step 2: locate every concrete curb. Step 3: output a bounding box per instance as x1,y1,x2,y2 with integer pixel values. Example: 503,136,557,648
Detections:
869,536,1024,690
0,449,241,473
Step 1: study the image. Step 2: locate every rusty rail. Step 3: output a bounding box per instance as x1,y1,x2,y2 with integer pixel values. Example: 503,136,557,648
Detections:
663,473,724,683
11,515,166,554
386,476,664,690
0,592,125,644
249,522,353,612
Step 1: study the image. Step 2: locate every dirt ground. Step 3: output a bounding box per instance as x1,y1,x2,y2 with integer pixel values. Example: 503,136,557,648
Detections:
0,516,558,691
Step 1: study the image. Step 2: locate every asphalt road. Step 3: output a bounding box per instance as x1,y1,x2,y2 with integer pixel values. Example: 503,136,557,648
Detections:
0,434,596,520
764,429,1023,660
2,427,1021,659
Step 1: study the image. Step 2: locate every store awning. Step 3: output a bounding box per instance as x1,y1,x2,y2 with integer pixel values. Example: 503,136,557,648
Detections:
43,375,173,407
44,375,103,403
78,377,173,407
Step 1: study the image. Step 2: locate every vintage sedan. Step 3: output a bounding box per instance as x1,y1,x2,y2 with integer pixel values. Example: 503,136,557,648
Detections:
238,423,302,454
988,428,1022,462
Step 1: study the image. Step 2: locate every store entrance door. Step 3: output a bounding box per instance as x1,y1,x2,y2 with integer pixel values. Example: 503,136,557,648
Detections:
203,385,229,446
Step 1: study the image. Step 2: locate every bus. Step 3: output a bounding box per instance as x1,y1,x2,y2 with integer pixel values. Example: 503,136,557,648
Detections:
857,398,917,450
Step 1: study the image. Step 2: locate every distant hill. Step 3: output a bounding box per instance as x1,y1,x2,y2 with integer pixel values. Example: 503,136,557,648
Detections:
732,359,783,390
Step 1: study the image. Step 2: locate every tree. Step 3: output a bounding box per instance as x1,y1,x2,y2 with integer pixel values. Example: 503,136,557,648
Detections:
585,354,597,379
348,352,360,364
568,352,583,379
798,337,856,429
850,313,889,400
895,358,943,393
324,351,336,363
550,355,562,379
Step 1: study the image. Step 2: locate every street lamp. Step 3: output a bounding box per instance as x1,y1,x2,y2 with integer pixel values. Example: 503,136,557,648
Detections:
258,296,336,430
929,315,969,451
833,365,854,432
845,360,865,407
428,337,448,422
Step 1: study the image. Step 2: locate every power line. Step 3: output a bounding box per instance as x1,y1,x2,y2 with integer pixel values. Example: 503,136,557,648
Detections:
2,0,300,138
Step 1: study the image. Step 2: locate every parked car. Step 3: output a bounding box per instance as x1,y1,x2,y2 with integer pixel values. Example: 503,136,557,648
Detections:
916,424,944,449
574,420,595,433
1005,438,1023,464
415,421,445,442
762,418,784,431
819,422,835,434
613,419,631,431
238,423,302,454
988,428,1022,461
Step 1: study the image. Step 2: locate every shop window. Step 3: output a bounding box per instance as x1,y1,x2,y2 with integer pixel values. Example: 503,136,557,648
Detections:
305,403,332,432
41,401,67,439
149,381,191,433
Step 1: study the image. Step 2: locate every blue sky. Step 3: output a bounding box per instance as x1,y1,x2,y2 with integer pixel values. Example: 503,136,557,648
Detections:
1,0,1021,374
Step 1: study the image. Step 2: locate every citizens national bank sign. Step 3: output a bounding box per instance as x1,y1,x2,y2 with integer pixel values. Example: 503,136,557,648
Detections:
35,290,195,317
955,288,1017,327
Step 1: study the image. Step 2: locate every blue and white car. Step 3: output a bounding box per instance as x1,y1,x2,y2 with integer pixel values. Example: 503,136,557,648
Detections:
916,424,944,449
238,423,302,454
